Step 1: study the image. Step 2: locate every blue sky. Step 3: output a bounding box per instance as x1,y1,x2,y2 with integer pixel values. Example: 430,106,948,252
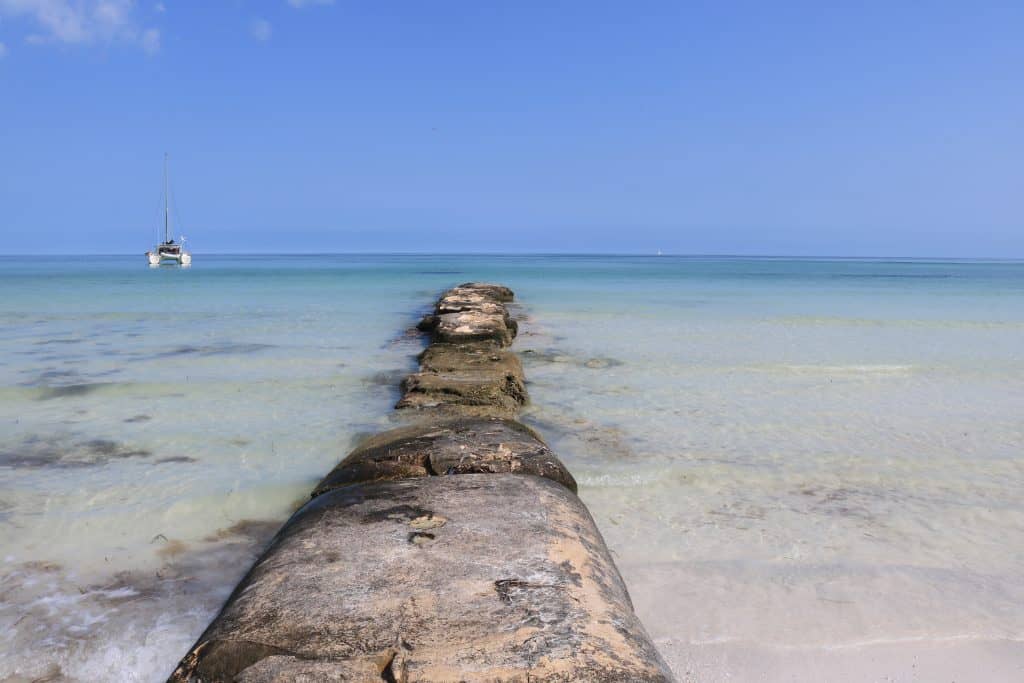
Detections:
0,1,1021,255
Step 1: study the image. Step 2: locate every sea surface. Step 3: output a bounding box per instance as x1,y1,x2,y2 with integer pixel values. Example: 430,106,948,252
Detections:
1,255,1022,682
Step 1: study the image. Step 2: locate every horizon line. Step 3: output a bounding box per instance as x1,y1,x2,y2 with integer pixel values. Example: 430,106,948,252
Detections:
2,251,1024,262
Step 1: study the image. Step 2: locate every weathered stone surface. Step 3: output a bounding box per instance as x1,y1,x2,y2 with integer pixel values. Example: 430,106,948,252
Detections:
169,475,672,683
310,458,429,490
235,655,390,682
403,343,527,416
419,341,523,376
417,284,516,339
397,401,523,421
397,369,525,415
313,418,576,495
437,297,509,318
417,283,519,347
432,310,516,346
445,282,515,303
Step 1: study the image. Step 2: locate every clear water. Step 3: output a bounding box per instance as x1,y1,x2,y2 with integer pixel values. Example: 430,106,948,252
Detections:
1,255,1022,681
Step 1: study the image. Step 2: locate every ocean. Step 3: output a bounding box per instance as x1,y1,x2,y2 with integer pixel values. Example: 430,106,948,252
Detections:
1,255,1022,681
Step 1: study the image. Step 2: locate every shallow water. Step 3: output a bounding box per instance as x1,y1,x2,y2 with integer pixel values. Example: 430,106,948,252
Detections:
1,255,1022,681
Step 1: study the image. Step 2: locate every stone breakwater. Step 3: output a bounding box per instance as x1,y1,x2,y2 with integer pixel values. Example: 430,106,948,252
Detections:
168,283,674,682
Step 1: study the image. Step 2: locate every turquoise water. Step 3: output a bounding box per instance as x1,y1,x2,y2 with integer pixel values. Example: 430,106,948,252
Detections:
1,255,1023,681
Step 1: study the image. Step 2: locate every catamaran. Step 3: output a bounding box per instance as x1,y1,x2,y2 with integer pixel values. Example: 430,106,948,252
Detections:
146,154,192,266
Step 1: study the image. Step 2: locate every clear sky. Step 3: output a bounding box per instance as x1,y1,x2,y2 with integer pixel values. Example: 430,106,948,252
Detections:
0,1,1021,256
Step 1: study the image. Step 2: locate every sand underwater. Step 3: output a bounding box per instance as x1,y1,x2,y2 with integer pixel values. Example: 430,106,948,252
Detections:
1,254,1022,681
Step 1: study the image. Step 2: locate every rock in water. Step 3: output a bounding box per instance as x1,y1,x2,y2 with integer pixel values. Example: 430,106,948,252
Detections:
313,417,577,495
169,475,671,682
167,282,675,682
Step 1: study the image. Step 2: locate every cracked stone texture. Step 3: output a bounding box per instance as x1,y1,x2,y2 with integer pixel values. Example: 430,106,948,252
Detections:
168,475,673,683
312,418,577,496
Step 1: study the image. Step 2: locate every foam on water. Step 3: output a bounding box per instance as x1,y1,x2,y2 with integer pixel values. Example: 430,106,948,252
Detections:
1,255,1023,681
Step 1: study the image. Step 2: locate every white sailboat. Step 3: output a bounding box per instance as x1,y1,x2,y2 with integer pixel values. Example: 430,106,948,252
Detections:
146,154,192,266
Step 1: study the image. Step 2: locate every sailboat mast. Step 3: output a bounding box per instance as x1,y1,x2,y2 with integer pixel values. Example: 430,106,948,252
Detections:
163,153,170,243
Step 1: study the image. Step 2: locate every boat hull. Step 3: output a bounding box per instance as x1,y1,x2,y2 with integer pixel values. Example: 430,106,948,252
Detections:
146,250,192,266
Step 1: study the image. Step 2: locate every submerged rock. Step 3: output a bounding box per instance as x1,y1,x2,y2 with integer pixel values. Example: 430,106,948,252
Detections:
0,434,152,469
169,475,671,683
521,348,624,370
